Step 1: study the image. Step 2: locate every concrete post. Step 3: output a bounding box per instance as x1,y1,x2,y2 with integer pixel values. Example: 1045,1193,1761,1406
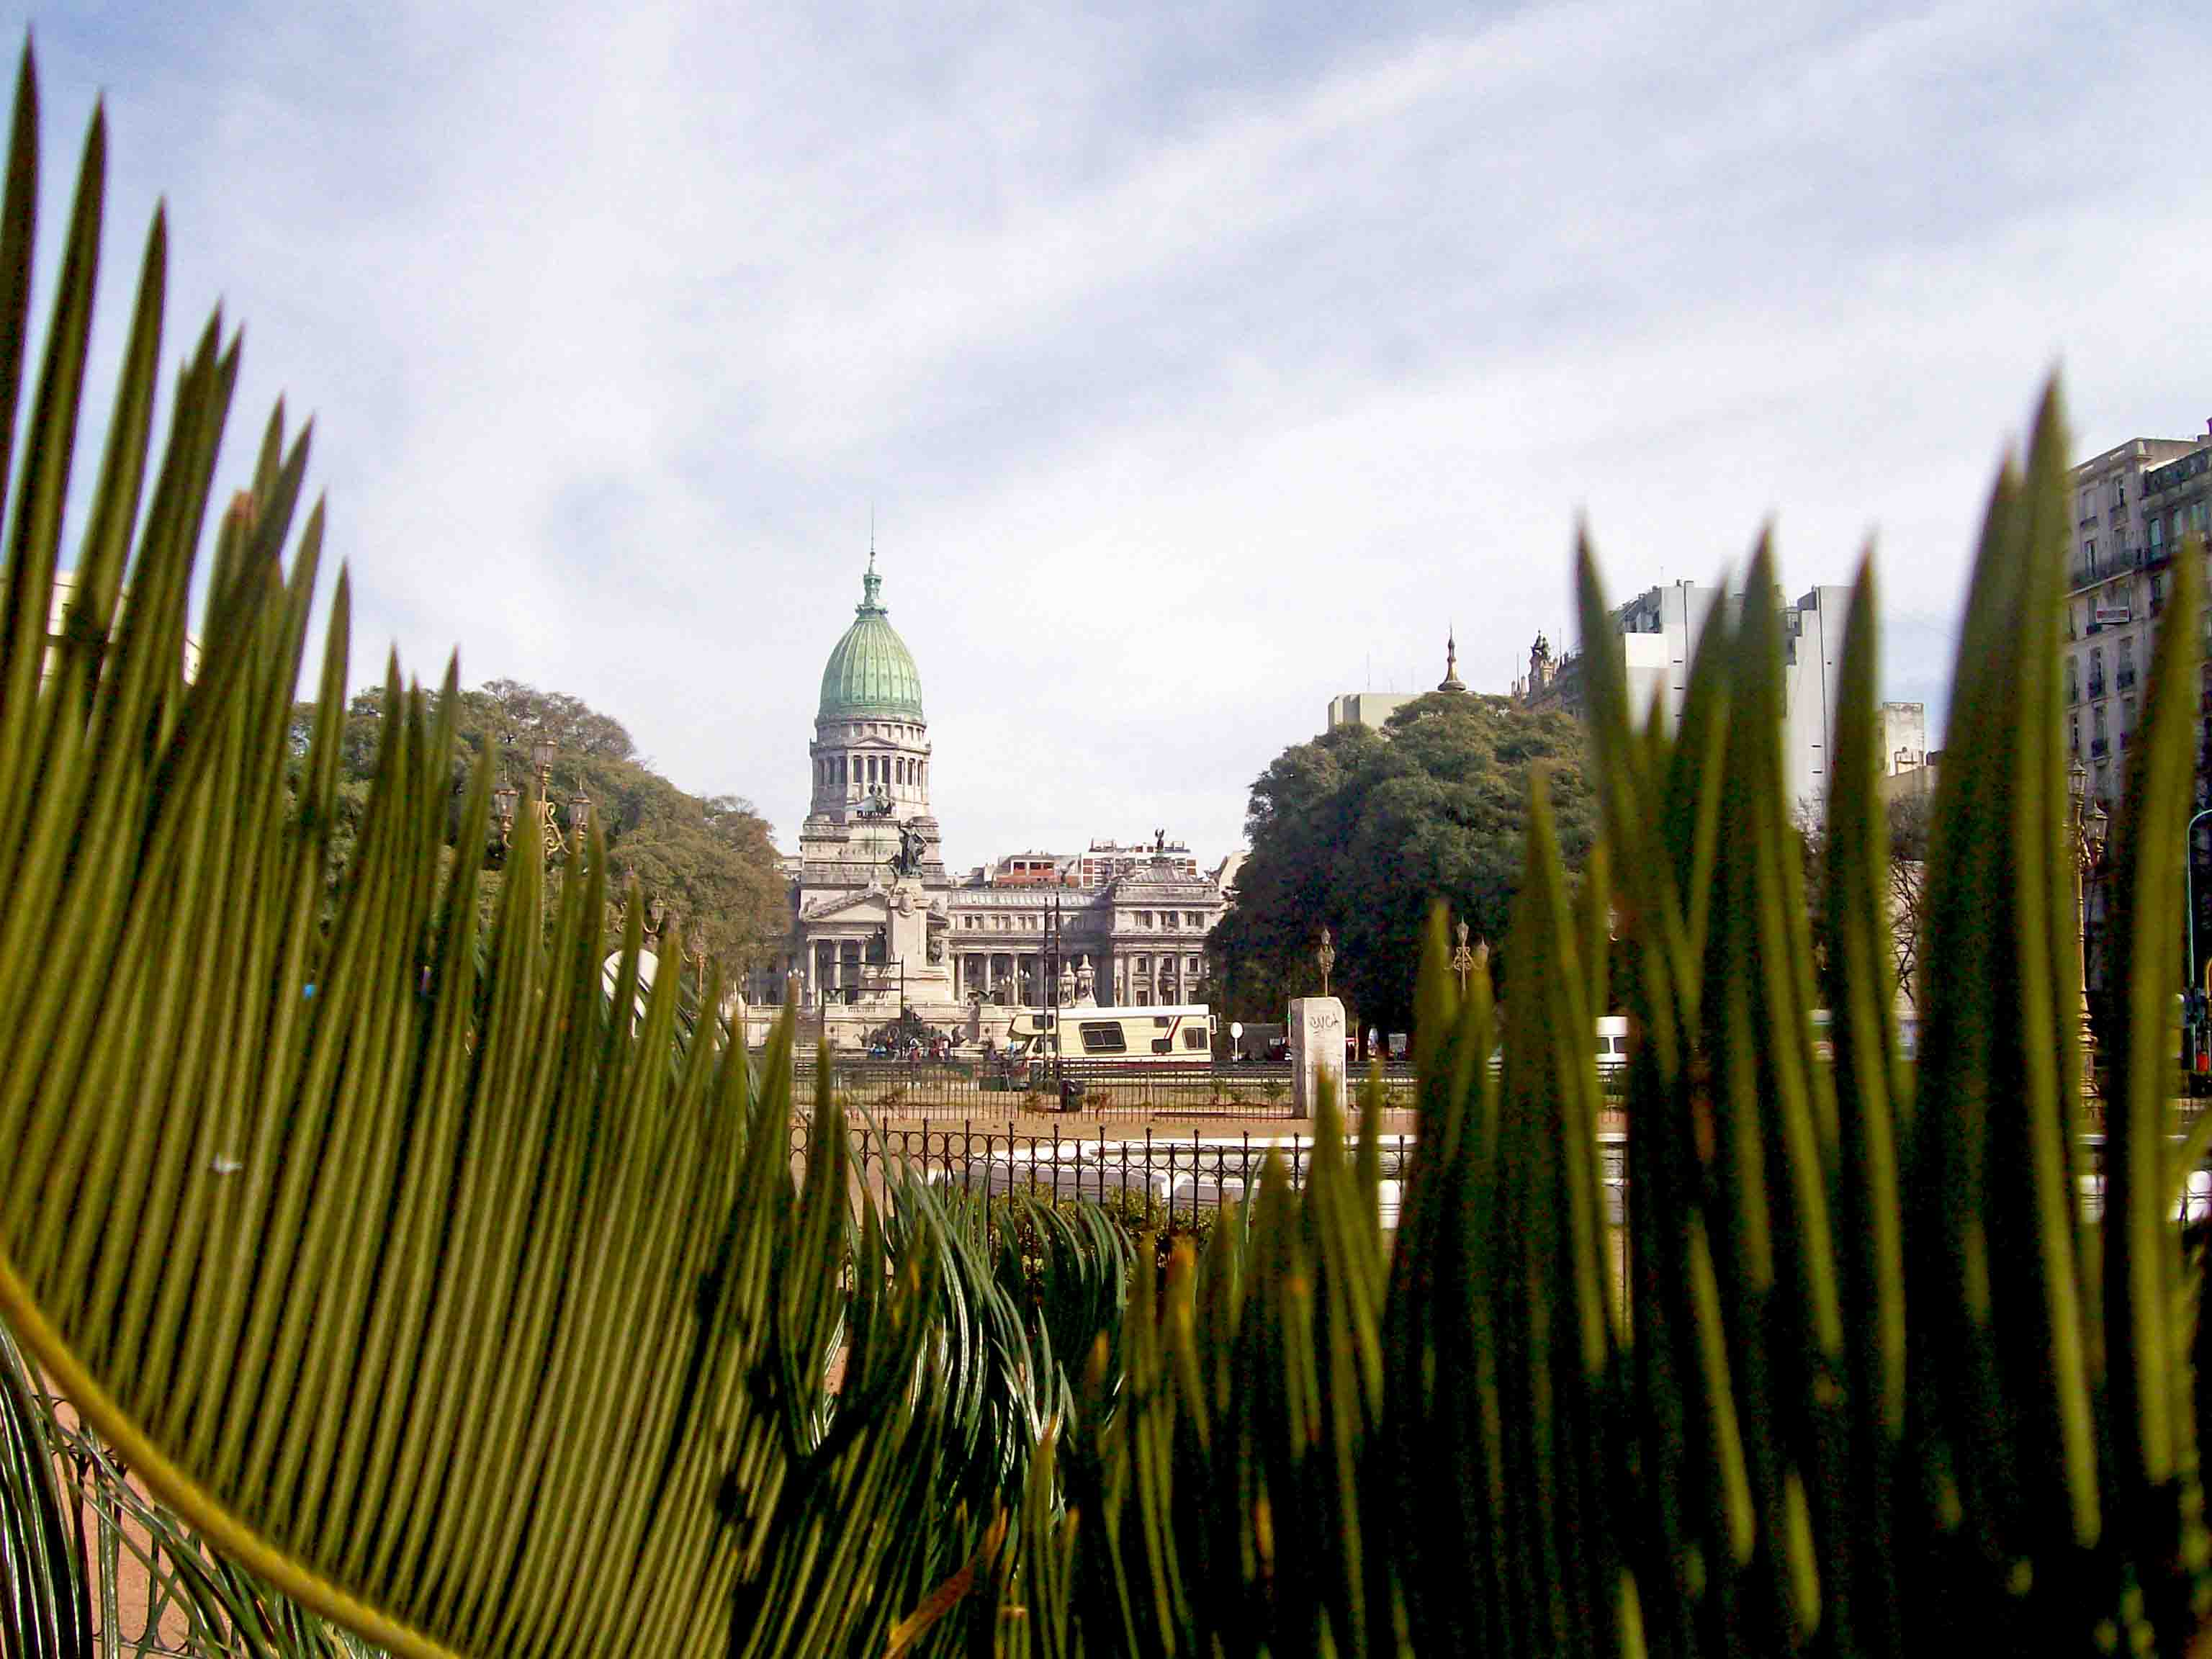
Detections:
1289,997,1346,1120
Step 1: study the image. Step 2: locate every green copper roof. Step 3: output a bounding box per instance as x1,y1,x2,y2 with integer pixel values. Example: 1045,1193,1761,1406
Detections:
817,556,925,722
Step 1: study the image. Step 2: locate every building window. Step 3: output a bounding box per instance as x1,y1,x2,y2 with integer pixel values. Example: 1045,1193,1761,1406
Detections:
2152,518,2165,549
1134,956,1149,974
1136,911,1153,928
1162,912,1178,930
1185,955,1200,974
2070,712,2080,753
2083,537,2098,569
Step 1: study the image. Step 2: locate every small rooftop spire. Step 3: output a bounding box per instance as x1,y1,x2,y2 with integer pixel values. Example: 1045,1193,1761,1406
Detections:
858,541,884,615
1437,624,1465,693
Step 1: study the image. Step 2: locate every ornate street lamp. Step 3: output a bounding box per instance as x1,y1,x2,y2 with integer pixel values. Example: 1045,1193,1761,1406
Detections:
2069,757,2108,1102
1317,926,1335,999
1451,920,1475,996
491,736,590,862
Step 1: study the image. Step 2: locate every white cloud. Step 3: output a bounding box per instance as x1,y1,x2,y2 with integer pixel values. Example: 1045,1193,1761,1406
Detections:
23,0,2211,866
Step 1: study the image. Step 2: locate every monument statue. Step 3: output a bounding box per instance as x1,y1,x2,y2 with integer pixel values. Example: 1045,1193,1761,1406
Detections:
894,819,926,878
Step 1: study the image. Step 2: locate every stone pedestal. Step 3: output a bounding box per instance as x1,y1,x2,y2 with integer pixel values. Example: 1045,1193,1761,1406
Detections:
1289,997,1346,1120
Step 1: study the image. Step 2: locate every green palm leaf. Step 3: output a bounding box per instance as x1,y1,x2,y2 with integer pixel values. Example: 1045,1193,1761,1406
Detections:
0,50,987,1659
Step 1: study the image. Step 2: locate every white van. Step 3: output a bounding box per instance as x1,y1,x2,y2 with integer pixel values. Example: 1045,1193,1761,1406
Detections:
1595,1015,1629,1074
1007,1005,1216,1065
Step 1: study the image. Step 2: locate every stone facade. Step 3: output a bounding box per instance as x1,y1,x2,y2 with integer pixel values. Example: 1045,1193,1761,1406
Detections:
2064,426,2212,806
745,556,1227,1042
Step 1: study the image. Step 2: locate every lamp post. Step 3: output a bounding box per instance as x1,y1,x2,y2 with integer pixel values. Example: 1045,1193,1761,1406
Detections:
490,736,590,861
1317,927,1335,999
1451,920,1475,997
1044,894,1064,1100
2069,758,2108,1102
2188,807,2212,1070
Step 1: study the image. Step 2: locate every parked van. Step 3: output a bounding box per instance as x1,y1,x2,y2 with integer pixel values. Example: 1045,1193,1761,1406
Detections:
1006,1005,1217,1066
1595,1016,1629,1074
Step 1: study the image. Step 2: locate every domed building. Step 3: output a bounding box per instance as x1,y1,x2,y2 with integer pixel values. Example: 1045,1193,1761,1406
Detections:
785,554,954,1010
749,550,1232,1043
804,554,940,861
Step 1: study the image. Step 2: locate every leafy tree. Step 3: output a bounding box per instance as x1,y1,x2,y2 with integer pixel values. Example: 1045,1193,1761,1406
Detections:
1212,690,1596,1035
287,679,786,983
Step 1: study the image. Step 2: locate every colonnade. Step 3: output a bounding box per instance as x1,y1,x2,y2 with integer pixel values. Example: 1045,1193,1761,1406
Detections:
811,752,929,797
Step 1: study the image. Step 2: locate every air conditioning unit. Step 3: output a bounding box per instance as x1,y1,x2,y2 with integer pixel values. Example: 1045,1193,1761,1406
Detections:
2096,605,2133,627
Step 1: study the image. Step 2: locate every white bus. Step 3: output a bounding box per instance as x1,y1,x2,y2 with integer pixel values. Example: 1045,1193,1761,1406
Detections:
1006,1004,1217,1065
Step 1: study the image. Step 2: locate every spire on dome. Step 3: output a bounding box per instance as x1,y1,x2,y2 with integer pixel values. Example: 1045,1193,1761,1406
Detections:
1437,625,1466,693
858,549,884,616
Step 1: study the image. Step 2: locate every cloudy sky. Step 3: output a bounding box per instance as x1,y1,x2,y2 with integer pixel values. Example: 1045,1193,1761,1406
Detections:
22,0,2211,866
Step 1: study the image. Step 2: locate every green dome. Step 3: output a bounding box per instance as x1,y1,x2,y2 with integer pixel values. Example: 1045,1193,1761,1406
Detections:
817,558,925,722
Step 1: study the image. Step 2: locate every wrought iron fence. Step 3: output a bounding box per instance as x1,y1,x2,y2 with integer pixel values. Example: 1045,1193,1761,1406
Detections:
778,1055,1632,1117
784,1057,1413,1117
789,1115,1635,1239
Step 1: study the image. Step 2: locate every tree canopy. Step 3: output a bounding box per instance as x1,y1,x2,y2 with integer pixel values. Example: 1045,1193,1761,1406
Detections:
289,678,786,981
1210,690,1596,1035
